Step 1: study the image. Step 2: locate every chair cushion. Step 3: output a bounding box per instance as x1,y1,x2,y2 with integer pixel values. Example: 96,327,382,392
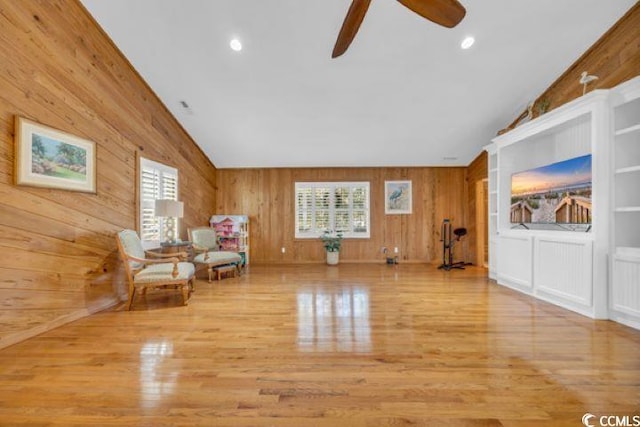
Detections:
193,251,242,267
134,262,195,284
118,229,146,269
190,228,219,250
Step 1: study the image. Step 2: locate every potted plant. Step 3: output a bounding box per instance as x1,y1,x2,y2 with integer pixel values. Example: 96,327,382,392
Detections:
320,230,343,265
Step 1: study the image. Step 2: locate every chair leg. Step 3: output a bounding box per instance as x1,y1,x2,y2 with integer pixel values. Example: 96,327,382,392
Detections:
182,283,189,306
127,286,136,311
207,266,213,283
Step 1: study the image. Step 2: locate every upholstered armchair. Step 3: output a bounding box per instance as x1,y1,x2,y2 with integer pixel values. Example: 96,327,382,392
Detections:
188,227,243,282
116,229,195,310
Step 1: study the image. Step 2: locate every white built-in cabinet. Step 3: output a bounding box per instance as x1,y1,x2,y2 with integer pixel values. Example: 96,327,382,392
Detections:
486,145,498,280
610,77,640,329
484,75,640,329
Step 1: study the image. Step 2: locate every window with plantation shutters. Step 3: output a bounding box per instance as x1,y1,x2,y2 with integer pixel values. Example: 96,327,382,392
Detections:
138,157,178,248
295,182,370,238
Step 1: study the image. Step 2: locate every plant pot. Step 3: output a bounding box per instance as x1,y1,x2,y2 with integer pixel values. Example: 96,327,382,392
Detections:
326,251,339,265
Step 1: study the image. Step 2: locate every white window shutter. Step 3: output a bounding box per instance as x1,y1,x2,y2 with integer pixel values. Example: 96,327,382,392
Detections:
295,182,370,239
139,157,178,248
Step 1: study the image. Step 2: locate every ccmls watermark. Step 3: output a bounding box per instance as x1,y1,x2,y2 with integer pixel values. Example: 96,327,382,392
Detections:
582,413,640,427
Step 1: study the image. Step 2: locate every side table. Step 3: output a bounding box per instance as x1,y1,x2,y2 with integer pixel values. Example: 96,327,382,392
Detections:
159,241,193,260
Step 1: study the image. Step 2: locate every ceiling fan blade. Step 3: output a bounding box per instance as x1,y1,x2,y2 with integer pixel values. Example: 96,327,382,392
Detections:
396,0,466,28
332,0,372,58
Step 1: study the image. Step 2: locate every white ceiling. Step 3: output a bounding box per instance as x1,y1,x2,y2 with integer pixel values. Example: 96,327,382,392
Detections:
81,0,635,168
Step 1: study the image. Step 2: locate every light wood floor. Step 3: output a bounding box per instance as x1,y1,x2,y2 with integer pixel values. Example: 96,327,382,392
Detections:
0,264,639,426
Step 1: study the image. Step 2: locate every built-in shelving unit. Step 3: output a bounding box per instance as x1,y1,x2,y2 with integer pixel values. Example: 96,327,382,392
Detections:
484,145,499,279
485,86,611,320
483,75,640,330
610,77,640,329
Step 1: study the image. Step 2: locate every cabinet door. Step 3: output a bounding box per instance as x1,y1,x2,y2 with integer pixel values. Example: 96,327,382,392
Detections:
612,256,640,319
496,235,533,292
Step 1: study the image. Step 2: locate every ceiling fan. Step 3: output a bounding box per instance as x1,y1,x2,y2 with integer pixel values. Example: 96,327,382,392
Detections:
332,0,466,58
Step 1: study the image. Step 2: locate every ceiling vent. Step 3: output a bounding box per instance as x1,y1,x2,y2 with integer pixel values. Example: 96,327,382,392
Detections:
179,100,194,115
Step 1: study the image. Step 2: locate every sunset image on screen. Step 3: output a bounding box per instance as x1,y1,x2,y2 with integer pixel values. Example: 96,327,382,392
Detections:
512,155,592,196
510,154,592,225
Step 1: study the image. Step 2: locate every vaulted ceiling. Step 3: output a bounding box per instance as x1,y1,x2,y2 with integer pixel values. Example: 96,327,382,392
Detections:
81,0,636,168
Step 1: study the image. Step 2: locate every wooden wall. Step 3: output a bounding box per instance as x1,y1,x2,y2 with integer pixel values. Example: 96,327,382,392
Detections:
216,167,468,264
504,3,640,130
0,0,217,349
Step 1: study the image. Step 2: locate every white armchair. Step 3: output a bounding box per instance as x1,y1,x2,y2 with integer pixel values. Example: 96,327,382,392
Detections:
188,227,243,282
116,229,195,310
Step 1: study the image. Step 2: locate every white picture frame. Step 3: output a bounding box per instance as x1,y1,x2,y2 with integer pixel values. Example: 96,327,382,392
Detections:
14,117,97,193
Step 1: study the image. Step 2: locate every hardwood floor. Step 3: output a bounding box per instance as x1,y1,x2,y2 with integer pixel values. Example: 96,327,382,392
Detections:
0,264,638,426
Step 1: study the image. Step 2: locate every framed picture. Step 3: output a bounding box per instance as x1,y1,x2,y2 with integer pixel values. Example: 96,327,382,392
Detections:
14,117,97,193
385,180,412,214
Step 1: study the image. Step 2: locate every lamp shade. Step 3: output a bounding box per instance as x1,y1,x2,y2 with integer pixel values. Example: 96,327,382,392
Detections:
154,199,184,218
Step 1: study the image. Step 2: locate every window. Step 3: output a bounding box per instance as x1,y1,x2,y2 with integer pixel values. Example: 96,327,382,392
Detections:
138,157,178,248
295,182,370,238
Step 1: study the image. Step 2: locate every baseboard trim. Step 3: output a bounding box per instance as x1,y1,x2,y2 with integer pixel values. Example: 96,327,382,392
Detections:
0,295,119,350
248,260,460,265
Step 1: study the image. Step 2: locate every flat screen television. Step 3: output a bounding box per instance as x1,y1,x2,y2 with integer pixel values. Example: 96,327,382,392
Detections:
510,154,592,228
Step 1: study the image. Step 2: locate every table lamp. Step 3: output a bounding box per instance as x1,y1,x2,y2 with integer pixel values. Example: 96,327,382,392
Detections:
154,199,184,243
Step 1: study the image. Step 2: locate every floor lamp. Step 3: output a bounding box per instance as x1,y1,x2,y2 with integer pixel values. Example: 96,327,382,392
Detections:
155,199,184,243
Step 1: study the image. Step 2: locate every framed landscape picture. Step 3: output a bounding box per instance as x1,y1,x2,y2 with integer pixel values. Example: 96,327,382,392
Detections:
14,117,97,193
385,180,412,214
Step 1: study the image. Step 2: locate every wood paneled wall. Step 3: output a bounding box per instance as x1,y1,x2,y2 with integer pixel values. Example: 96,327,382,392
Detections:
504,3,640,130
0,0,217,349
216,167,468,264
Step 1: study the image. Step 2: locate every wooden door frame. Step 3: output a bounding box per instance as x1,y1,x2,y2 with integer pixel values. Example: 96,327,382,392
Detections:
475,178,489,267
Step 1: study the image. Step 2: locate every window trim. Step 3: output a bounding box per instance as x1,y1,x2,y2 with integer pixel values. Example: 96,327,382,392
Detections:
137,156,179,249
295,181,371,239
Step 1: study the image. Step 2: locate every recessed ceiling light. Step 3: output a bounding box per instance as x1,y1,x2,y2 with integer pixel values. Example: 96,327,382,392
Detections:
461,36,475,50
230,38,242,52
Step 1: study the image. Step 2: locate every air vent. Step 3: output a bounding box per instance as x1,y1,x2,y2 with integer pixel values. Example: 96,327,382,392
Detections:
442,157,458,161
179,100,194,115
